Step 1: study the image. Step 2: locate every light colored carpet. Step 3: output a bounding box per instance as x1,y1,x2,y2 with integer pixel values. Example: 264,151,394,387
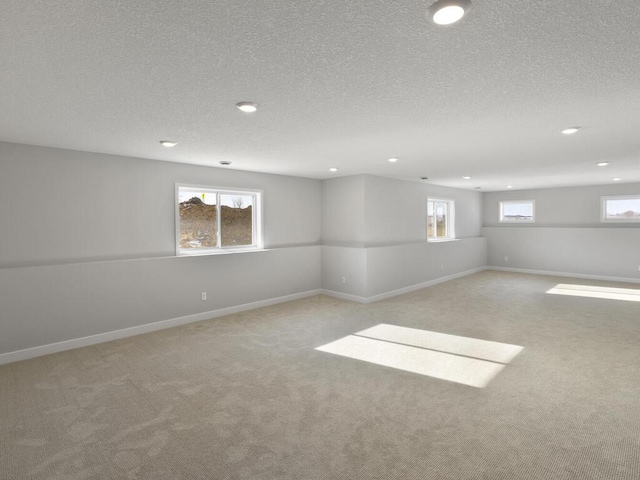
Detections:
1,270,639,479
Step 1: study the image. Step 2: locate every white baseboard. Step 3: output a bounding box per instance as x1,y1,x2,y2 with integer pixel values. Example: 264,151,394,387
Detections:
487,266,640,284
0,289,322,366
322,267,487,304
320,290,369,304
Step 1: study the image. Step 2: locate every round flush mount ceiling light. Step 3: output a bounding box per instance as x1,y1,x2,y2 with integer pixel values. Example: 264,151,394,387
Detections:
612,177,622,181
388,157,399,163
596,161,610,167
506,185,513,189
219,160,232,166
561,127,581,135
329,167,338,172
236,102,258,113
428,0,472,25
462,176,472,180
160,140,177,148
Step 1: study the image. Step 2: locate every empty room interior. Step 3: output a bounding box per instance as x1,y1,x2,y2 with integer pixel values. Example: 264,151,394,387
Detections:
1,1,640,479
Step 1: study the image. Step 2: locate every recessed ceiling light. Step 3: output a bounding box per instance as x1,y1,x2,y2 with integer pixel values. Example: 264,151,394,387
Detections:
506,185,513,189
561,127,580,135
421,177,429,180
388,158,399,163
329,167,338,172
428,0,471,25
475,186,482,190
160,140,177,148
596,162,610,167
612,177,622,181
236,102,258,113
219,160,232,166
462,176,472,180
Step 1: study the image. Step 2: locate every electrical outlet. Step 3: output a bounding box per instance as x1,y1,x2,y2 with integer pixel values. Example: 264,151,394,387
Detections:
637,265,640,272
440,263,444,271
504,256,509,262
341,276,347,284
201,292,207,301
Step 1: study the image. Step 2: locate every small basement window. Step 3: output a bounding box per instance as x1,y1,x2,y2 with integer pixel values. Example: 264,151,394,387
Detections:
499,200,535,223
176,184,263,255
601,195,640,222
427,198,455,240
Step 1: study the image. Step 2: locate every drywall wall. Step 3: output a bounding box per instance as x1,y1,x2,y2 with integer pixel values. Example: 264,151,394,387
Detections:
483,182,640,227
322,175,486,300
363,175,482,244
482,183,640,281
0,142,322,358
321,175,365,247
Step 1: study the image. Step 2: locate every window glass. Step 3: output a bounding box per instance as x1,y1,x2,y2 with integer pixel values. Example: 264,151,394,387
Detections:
500,201,535,222
176,185,261,254
427,198,455,240
602,196,640,222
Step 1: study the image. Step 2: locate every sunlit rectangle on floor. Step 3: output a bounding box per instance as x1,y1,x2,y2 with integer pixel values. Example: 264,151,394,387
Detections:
355,324,523,363
316,335,506,388
547,284,640,302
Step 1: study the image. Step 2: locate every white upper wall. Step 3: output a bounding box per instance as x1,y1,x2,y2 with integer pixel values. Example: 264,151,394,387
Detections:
483,182,640,227
321,175,365,246
363,175,483,245
0,142,322,267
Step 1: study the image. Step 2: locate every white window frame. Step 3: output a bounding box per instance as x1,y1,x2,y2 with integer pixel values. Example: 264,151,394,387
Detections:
499,200,536,223
175,184,263,255
601,195,640,223
427,198,455,241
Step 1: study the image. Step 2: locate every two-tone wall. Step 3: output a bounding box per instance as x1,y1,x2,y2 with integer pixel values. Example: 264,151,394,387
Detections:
322,175,487,301
482,183,640,282
0,142,322,362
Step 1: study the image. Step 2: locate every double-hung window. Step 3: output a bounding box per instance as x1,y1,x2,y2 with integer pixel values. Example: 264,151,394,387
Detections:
601,195,640,222
176,184,263,255
427,198,455,241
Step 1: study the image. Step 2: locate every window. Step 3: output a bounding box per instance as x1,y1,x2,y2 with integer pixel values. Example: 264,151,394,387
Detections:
176,184,262,255
427,198,455,240
601,195,640,222
499,200,535,223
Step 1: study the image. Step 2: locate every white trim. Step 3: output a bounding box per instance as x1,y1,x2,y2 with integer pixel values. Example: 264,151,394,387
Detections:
487,266,640,284
499,199,536,223
365,267,486,303
322,267,486,304
321,290,369,304
600,195,640,223
0,289,322,366
175,183,264,255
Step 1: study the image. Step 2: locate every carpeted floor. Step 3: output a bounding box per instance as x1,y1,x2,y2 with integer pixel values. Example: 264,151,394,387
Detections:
1,271,639,479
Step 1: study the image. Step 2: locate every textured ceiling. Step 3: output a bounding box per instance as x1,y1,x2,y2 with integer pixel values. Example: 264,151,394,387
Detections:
1,0,639,191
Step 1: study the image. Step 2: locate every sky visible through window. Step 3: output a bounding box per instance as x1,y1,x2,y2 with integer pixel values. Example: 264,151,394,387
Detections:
605,198,640,215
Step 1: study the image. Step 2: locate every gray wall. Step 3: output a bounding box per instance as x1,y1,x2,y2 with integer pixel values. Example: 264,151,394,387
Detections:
0,142,322,356
482,183,640,281
322,175,486,300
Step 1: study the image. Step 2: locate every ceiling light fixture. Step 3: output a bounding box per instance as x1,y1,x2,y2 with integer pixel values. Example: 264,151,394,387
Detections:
596,162,610,167
388,158,399,163
236,102,258,113
427,0,472,25
506,185,513,189
561,127,581,135
219,160,232,166
160,140,177,148
612,177,622,181
329,167,338,172
463,176,472,180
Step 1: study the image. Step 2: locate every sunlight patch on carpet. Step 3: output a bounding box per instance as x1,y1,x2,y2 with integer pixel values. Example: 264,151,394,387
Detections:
547,284,640,302
316,324,523,388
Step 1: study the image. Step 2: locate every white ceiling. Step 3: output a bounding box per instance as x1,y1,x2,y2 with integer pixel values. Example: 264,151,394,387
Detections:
1,0,639,191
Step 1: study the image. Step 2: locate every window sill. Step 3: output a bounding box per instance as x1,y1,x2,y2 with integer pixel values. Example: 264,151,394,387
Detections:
178,247,266,257
427,238,459,243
